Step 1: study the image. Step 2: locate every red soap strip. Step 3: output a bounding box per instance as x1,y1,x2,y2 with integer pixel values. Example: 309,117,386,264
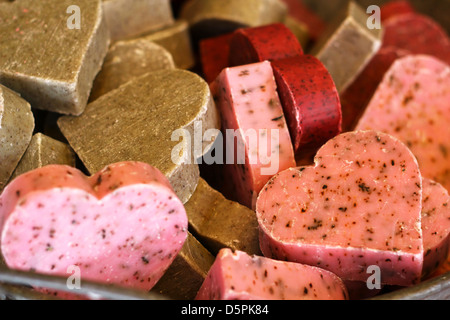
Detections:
340,47,410,132
228,23,303,67
381,0,415,22
271,55,342,154
382,13,450,65
199,33,233,84
281,0,326,41
0,162,188,293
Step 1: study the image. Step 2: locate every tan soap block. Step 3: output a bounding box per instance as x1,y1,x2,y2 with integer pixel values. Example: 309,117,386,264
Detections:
10,133,76,180
0,85,34,190
284,16,310,48
151,232,215,300
185,178,261,256
311,1,382,93
89,39,175,101
102,0,174,42
58,69,220,204
180,0,287,39
142,20,195,70
0,0,109,115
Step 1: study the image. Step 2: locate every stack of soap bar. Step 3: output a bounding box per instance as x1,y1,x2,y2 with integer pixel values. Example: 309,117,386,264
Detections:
184,178,261,256
58,69,220,204
310,1,382,93
151,232,215,300
180,0,287,40
10,133,76,181
89,39,175,101
256,131,424,286
356,55,450,192
141,20,195,70
102,0,174,42
196,249,348,300
0,162,188,292
0,0,109,115
211,61,296,209
0,85,35,190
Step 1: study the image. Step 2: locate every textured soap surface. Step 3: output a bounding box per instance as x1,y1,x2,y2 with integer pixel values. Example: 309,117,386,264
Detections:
311,1,382,93
257,130,424,286
184,178,261,256
10,133,76,181
59,69,220,204
211,61,296,209
102,0,174,42
356,55,450,192
90,39,175,101
196,249,348,300
0,0,109,115
0,84,35,190
0,162,188,292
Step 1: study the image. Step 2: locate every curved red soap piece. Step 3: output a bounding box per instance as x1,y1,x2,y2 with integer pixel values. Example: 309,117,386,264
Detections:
200,32,233,84
380,0,415,22
228,23,303,67
340,47,410,132
382,13,450,65
271,55,342,154
0,162,188,293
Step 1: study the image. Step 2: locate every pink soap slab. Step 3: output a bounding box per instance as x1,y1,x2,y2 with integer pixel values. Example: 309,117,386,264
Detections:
0,162,188,292
256,130,424,286
211,61,296,209
196,248,348,300
421,178,450,279
356,55,450,192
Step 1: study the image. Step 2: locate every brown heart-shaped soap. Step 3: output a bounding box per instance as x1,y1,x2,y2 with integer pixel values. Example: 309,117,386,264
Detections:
58,69,220,204
0,0,109,115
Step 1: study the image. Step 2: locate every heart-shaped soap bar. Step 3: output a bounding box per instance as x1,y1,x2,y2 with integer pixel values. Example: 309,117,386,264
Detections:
0,0,109,115
356,55,450,192
58,69,220,204
256,130,424,286
0,162,188,292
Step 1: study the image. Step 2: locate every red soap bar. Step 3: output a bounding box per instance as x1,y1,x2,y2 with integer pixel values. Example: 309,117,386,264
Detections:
228,23,303,67
199,33,233,84
382,13,450,65
381,0,415,22
340,47,410,132
281,0,326,40
271,55,342,154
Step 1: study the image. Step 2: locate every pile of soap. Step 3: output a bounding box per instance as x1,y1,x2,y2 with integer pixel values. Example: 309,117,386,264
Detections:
0,0,449,301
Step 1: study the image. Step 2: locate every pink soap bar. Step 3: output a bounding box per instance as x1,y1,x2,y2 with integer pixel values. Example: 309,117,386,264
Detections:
229,23,303,67
421,178,450,279
356,55,450,192
0,162,188,292
340,47,410,132
211,61,296,209
382,13,450,65
271,55,342,154
381,0,415,22
200,33,233,84
196,248,348,300
256,130,424,286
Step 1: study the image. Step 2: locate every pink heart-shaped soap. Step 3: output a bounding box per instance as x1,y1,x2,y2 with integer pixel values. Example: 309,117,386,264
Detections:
0,162,188,292
256,130,424,286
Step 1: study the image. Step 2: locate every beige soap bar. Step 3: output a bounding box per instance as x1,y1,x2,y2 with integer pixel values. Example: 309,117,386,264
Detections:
58,69,220,204
311,1,382,93
0,0,109,115
10,133,76,180
0,84,34,190
90,39,175,101
180,0,287,39
142,20,195,70
185,178,261,256
151,232,215,300
102,0,174,42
